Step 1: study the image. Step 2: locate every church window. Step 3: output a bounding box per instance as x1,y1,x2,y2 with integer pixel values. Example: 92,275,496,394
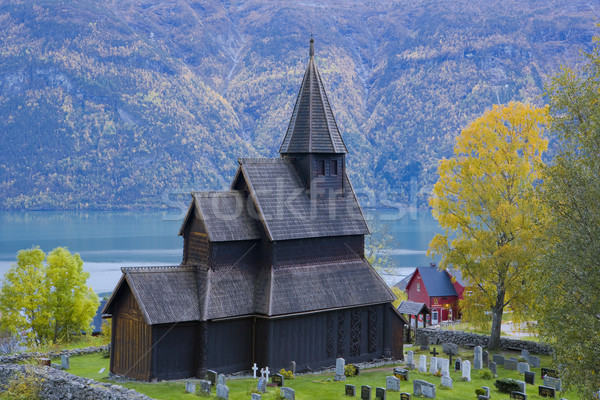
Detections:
330,159,338,175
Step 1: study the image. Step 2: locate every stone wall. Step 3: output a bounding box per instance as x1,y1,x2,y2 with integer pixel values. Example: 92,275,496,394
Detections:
415,328,553,355
0,345,154,400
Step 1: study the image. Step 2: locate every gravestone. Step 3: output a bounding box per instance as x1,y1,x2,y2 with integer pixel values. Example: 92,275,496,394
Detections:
429,357,438,374
207,370,218,386
361,385,371,400
482,350,489,367
393,368,409,381
199,380,211,395
252,363,259,379
290,361,296,375
281,387,295,400
218,374,226,386
420,345,430,351
386,376,400,391
400,393,411,400
257,377,267,393
455,358,461,371
61,355,70,370
442,343,458,366
543,376,562,391
489,361,497,376
272,373,284,387
493,354,505,365
38,358,51,367
521,350,530,358
406,351,415,369
335,358,346,381
441,376,453,388
461,360,471,382
541,368,559,379
505,359,518,370
185,382,196,394
98,368,105,374
413,379,436,398
516,380,526,393
251,394,261,400
518,362,530,374
441,358,450,377
474,346,483,370
483,386,490,397
436,357,443,370
375,387,386,400
216,384,229,400
510,391,527,400
527,355,540,368
539,385,556,398
346,384,356,396
418,355,427,373
525,371,535,385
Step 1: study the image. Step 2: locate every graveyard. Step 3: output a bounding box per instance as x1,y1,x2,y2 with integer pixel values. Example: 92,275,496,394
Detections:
60,344,578,399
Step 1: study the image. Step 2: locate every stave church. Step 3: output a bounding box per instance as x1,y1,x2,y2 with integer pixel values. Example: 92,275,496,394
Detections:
102,39,406,381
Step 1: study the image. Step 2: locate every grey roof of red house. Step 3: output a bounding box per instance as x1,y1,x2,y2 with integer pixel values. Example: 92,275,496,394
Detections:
237,158,369,241
279,38,347,154
417,266,458,297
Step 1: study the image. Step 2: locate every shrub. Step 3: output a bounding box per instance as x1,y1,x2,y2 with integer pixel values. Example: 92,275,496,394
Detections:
2,368,43,400
279,368,293,380
475,388,486,396
494,378,521,393
479,369,494,379
344,364,358,377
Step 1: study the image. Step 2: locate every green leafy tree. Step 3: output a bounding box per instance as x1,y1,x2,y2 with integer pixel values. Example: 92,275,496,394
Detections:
428,102,548,349
535,43,600,398
0,247,99,346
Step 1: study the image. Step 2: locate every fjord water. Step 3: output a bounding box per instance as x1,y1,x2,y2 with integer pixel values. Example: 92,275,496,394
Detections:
0,209,441,293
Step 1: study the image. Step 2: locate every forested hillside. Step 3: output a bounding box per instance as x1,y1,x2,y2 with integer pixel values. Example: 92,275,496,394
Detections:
0,0,596,209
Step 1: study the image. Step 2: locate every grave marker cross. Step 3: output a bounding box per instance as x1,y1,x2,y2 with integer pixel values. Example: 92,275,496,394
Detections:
252,363,258,379
264,367,270,380
430,348,439,357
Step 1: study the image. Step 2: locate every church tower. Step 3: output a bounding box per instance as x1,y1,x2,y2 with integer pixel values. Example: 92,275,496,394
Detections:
280,38,348,199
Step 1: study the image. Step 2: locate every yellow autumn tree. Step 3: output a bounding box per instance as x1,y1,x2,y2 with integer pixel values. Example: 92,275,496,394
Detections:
428,102,548,349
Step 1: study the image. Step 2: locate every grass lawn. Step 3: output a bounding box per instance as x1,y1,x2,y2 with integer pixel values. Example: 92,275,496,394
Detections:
63,345,578,399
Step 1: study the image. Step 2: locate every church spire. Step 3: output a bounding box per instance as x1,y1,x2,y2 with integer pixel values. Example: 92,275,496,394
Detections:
279,38,348,155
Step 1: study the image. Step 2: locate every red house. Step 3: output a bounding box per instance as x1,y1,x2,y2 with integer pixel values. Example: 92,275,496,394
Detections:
404,265,465,325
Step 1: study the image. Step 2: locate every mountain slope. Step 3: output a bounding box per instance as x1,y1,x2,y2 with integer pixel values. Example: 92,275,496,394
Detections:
0,0,596,209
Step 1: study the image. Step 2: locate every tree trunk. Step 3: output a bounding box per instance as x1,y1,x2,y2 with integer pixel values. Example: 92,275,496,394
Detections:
489,289,506,350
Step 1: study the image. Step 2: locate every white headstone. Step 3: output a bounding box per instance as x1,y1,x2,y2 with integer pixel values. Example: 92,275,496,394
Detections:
441,376,453,388
216,384,229,400
61,355,70,370
218,374,226,386
418,355,427,373
251,394,262,400
407,351,415,369
264,367,270,380
386,376,400,391
185,382,196,393
281,387,295,400
441,358,450,377
98,367,105,374
429,357,438,374
473,346,483,370
422,385,434,398
334,358,346,381
462,360,471,382
252,363,258,379
517,362,530,374
257,377,267,393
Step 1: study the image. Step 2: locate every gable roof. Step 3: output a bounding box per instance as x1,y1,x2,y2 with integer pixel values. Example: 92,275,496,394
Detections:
417,266,458,297
92,300,107,333
178,191,261,242
279,39,347,154
397,300,430,316
236,158,369,241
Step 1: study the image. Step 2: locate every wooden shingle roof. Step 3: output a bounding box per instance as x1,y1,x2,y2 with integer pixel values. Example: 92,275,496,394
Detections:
179,191,261,242
237,158,369,241
397,300,430,316
279,39,347,155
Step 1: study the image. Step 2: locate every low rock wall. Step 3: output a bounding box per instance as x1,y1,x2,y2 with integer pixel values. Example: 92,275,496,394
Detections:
0,345,154,400
415,328,552,355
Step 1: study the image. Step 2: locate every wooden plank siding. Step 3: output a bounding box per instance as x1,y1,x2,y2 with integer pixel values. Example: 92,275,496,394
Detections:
111,285,152,381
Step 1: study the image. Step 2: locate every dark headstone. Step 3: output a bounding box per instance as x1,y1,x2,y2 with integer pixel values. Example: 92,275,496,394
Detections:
393,368,409,381
525,371,535,385
505,359,518,370
482,350,489,366
290,361,296,375
493,354,505,365
541,368,559,379
455,358,461,371
375,387,386,400
510,391,527,400
361,385,372,400
539,385,556,398
199,380,211,394
345,384,356,397
509,357,519,362
489,361,497,376
543,376,562,391
207,370,218,386
420,345,430,351
272,373,284,387
400,393,411,400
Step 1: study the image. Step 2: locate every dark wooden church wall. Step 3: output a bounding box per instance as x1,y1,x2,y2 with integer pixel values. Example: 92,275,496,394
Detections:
183,209,208,265
210,240,259,269
383,304,405,359
256,305,389,372
152,323,196,380
110,285,152,381
273,235,364,266
206,318,253,373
